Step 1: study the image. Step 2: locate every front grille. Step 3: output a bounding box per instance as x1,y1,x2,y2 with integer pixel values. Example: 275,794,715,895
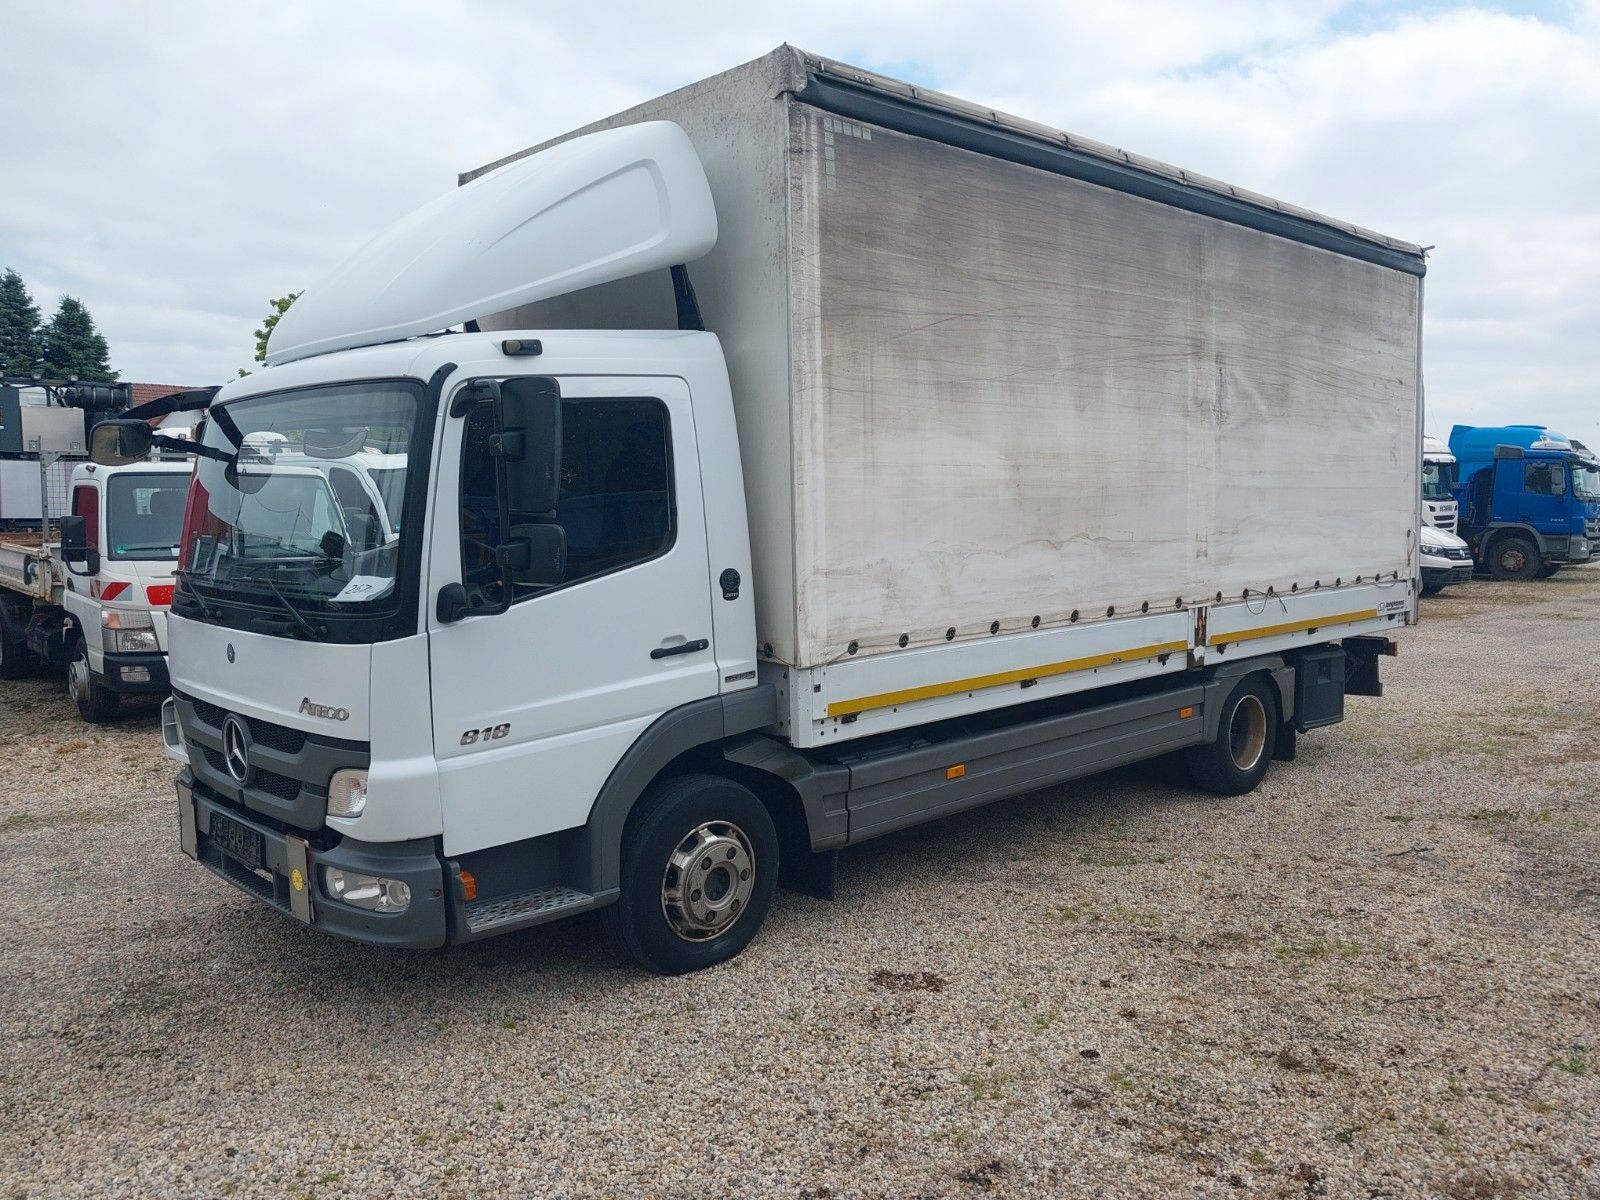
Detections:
187,695,307,754
200,745,304,802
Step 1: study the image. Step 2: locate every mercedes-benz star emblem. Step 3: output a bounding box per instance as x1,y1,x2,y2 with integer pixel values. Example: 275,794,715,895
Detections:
221,715,251,785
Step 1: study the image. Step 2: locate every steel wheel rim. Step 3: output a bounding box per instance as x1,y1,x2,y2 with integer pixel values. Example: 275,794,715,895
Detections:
1228,694,1268,772
1501,546,1527,574
67,654,90,706
661,820,756,942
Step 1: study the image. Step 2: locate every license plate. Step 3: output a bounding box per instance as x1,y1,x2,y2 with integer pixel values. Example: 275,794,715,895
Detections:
209,810,264,871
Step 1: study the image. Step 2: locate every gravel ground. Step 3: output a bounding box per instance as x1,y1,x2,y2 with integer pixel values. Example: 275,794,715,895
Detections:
2,572,1598,1199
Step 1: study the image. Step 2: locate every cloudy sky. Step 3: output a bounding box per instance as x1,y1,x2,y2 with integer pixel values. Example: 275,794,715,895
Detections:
2,1,1595,440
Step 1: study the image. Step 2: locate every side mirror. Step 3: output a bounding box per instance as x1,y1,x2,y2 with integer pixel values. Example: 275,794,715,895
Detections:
90,419,154,465
496,377,561,514
60,515,100,575
507,523,567,589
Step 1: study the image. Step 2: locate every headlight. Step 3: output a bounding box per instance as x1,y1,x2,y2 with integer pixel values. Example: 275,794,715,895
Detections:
327,768,368,818
322,867,410,912
101,609,159,654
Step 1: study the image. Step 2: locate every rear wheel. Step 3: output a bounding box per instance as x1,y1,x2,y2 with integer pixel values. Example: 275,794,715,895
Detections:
1488,535,1541,581
67,634,119,723
1185,674,1279,796
606,773,779,975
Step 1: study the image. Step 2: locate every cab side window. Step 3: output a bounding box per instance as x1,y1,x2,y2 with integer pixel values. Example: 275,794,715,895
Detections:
558,399,674,584
1524,462,1565,497
457,396,674,607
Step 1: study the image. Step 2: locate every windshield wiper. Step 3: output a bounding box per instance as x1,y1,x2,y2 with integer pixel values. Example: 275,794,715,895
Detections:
115,542,182,554
259,575,327,641
175,571,223,621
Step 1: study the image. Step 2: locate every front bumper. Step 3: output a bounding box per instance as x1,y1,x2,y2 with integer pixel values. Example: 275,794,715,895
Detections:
1421,564,1474,589
101,650,170,694
179,772,448,949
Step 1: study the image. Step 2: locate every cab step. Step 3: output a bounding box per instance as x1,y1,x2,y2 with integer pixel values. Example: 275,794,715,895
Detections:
461,884,604,939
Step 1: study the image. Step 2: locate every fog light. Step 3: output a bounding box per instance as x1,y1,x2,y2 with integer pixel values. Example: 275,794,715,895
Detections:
120,665,151,683
322,867,410,913
327,768,368,818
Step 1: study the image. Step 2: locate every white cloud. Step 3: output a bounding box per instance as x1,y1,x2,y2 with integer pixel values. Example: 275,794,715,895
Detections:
0,0,1594,440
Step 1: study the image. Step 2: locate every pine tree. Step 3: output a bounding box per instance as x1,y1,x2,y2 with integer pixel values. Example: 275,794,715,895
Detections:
0,268,43,376
40,295,117,382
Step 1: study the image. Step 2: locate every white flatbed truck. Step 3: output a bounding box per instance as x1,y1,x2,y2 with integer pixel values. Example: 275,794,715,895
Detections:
99,48,1424,973
0,453,194,721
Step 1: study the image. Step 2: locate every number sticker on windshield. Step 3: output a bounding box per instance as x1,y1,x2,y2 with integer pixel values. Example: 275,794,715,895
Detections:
331,575,395,603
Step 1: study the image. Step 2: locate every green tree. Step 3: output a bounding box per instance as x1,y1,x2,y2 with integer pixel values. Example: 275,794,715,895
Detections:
0,268,43,376
40,295,117,382
254,292,301,364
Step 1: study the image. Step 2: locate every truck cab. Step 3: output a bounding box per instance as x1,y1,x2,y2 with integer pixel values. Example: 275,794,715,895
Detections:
1449,425,1600,580
1421,434,1458,534
0,457,191,720
61,459,191,719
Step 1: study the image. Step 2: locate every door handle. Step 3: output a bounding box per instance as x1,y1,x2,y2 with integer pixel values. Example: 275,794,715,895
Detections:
651,638,709,660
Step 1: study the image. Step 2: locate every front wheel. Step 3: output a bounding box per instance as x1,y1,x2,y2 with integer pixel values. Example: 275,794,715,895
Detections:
1185,674,1279,796
606,773,779,975
1488,535,1541,581
67,635,120,723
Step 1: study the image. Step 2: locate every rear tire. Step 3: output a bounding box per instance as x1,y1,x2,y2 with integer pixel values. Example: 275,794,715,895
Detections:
67,634,120,723
606,773,779,975
1186,674,1279,796
1488,535,1541,581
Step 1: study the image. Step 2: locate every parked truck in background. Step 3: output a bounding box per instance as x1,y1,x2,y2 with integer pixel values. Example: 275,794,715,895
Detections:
0,445,194,721
1422,434,1458,533
1449,424,1600,579
96,48,1423,974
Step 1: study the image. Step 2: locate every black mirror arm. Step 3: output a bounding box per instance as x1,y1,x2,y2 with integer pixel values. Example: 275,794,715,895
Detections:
149,433,233,463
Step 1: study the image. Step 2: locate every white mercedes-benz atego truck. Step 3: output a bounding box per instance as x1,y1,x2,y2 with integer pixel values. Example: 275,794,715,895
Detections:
96,48,1424,973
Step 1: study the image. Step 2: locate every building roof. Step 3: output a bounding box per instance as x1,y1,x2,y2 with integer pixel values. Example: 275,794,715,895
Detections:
129,383,200,407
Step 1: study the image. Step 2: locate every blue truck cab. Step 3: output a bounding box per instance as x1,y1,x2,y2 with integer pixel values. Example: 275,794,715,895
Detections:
1449,424,1600,579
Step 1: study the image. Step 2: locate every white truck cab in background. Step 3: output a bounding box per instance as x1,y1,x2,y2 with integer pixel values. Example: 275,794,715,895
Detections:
114,49,1422,973
1423,434,1459,533
0,455,192,721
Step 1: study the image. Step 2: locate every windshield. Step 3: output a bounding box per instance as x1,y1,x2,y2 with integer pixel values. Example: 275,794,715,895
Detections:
1422,459,1457,502
106,472,189,560
181,381,421,622
1572,462,1600,502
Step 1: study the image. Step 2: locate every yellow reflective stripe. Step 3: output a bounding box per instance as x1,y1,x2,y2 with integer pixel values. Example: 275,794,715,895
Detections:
1208,608,1378,648
825,640,1190,719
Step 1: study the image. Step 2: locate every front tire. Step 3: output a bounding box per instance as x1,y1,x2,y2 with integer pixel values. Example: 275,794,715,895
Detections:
1185,674,1279,796
606,773,779,975
1488,535,1541,581
67,635,120,723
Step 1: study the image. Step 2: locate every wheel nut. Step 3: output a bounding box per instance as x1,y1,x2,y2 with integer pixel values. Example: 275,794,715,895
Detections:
690,889,701,902
701,857,713,870
726,848,736,859
731,899,741,911
740,869,750,881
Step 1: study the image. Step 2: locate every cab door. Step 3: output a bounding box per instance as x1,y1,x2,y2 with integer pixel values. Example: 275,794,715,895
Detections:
1514,459,1566,535
426,374,717,857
